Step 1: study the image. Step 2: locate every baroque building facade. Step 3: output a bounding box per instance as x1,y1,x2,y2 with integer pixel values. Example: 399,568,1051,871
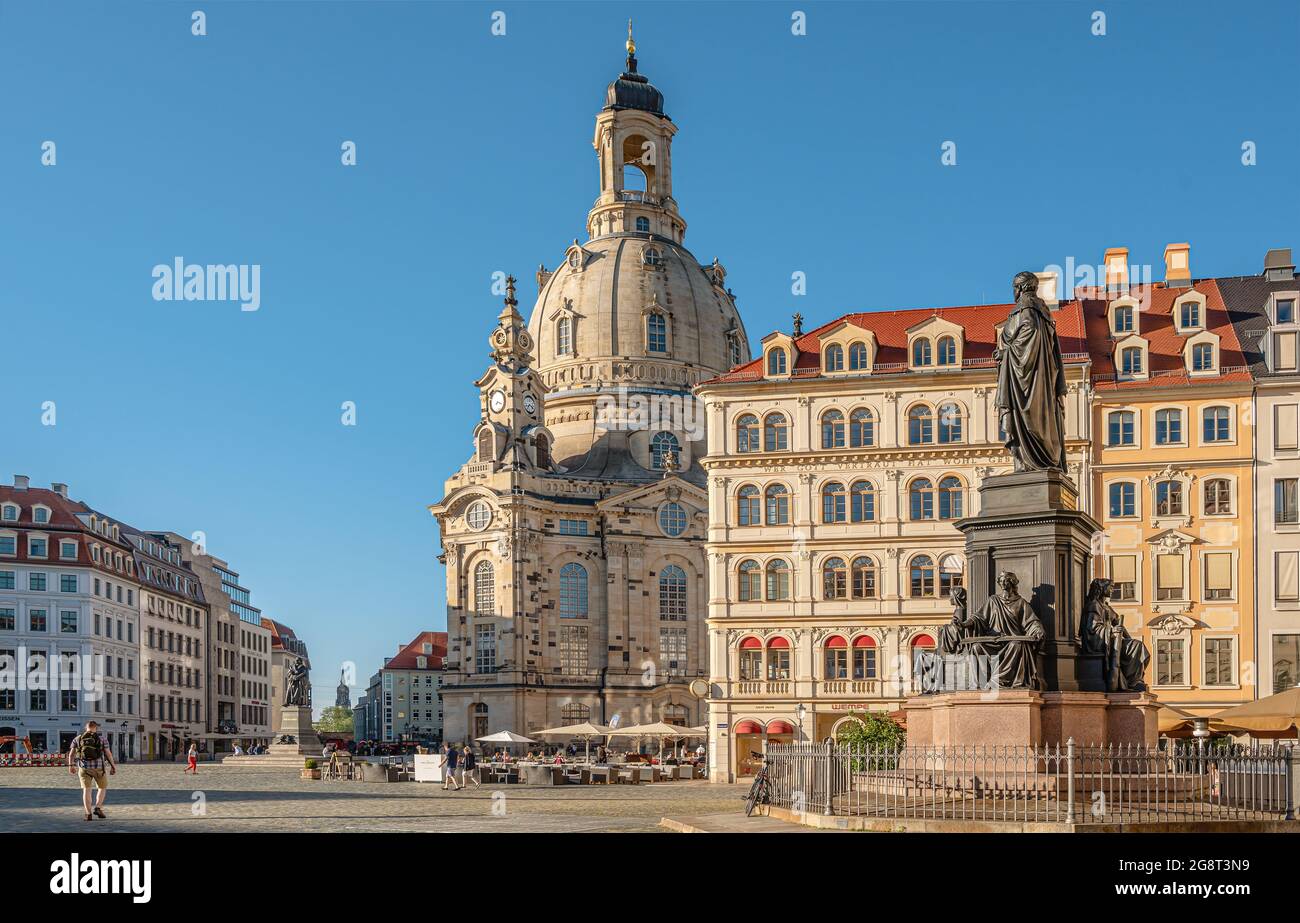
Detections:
696,284,1092,781
430,39,748,746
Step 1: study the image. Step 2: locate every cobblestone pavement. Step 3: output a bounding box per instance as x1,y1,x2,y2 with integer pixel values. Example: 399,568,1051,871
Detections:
0,763,747,833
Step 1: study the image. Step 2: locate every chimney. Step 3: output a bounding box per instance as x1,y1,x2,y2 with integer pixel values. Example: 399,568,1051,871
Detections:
13,475,29,490
51,483,68,498
1163,243,1191,287
1103,247,1129,290
1035,271,1059,308
1265,248,1295,282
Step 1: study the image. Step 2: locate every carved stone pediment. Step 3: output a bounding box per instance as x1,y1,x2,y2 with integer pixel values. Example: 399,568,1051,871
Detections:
1148,612,1199,635
1147,528,1199,552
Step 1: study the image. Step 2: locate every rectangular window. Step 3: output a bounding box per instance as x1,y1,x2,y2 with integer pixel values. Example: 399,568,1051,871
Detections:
1277,479,1299,525
28,538,47,558
1278,298,1296,325
29,609,47,632
1277,404,1299,451
1156,638,1185,686
29,573,46,591
0,570,12,589
60,610,78,633
1108,412,1134,446
558,519,589,536
559,625,588,674
1109,555,1137,601
0,536,14,556
659,627,687,676
1277,551,1299,602
59,542,77,561
475,624,497,674
1156,554,1184,601
59,574,77,593
1273,634,1300,693
1275,332,1299,373
0,608,13,631
29,688,47,711
1204,638,1234,687
1203,552,1233,601
61,689,78,711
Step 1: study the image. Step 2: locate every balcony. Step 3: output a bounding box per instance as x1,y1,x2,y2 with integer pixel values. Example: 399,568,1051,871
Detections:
734,681,791,696
819,680,880,696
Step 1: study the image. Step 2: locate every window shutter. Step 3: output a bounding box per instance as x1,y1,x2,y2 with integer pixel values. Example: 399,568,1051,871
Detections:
1204,553,1232,592
1275,332,1299,372
1110,555,1137,584
1276,404,1299,451
1278,551,1300,601
1157,554,1183,590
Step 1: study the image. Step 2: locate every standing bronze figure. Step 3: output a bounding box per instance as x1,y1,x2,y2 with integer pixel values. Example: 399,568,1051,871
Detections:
283,657,311,707
1081,578,1149,691
995,271,1068,472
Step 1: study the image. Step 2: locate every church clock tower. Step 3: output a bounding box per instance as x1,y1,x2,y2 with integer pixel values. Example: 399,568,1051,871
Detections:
474,276,552,472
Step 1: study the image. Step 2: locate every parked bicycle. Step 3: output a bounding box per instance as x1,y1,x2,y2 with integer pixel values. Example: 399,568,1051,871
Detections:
743,751,771,817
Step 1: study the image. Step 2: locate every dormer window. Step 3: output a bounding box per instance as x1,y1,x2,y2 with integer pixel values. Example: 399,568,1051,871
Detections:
0,505,16,522
936,336,957,366
567,251,581,270
1192,342,1214,372
642,247,661,267
849,342,869,370
1277,298,1296,325
767,349,787,376
33,507,49,524
912,339,932,367
1113,306,1134,334
556,316,573,356
1180,302,1201,330
824,344,844,372
1121,347,1143,375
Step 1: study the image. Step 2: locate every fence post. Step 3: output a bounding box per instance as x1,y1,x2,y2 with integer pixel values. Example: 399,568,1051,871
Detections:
823,742,835,816
1287,748,1299,822
1064,737,1076,826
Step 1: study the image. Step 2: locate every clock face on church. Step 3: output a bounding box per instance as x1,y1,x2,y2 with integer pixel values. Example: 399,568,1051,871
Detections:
489,390,505,413
523,395,536,414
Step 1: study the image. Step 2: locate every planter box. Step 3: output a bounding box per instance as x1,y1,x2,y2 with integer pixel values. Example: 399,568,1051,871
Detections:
301,769,321,780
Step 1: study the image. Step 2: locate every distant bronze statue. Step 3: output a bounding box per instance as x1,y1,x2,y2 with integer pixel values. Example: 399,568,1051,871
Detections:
283,657,310,707
963,572,1045,689
995,271,1068,472
1081,578,1149,692
938,586,972,655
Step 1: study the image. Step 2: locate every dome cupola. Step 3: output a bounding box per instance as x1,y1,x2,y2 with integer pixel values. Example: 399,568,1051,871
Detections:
604,21,664,116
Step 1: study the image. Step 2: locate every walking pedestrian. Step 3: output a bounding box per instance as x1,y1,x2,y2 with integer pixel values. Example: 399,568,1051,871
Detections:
67,720,116,821
460,745,481,788
184,742,199,774
441,742,460,791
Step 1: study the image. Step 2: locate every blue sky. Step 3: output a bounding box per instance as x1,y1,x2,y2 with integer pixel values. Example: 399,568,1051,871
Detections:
2,0,1297,710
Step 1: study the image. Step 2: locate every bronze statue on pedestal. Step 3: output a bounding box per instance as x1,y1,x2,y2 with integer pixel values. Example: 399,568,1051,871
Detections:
995,271,1068,473
1081,578,1150,692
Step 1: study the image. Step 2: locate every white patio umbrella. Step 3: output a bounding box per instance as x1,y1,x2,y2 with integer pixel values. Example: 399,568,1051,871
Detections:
609,722,692,760
475,730,537,757
533,721,613,762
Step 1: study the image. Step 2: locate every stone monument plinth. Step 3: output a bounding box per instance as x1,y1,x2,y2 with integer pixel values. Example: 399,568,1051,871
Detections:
269,705,323,758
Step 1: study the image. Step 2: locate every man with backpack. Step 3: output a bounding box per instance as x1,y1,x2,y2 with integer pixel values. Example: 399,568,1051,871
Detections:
67,720,117,821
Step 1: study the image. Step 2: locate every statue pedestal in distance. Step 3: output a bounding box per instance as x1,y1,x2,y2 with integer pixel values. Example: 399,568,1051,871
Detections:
268,705,323,758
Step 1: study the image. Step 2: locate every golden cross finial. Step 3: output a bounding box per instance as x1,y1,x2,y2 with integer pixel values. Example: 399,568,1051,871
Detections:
626,19,635,56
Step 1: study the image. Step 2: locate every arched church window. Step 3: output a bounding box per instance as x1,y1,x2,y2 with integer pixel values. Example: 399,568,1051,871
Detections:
651,431,680,469
474,561,495,615
559,563,588,619
659,564,687,620
466,500,492,531
556,316,573,355
647,312,667,352
643,247,662,267
535,433,551,469
476,429,493,462
659,502,687,537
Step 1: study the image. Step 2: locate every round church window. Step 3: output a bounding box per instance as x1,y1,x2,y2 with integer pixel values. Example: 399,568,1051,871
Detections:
466,500,493,531
659,502,687,537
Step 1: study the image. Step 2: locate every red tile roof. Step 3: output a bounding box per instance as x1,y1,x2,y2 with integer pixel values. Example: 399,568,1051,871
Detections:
384,631,448,671
1081,280,1252,391
703,300,1089,385
0,484,138,579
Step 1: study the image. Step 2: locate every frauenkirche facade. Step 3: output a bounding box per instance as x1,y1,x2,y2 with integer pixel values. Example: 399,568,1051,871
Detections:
430,35,749,745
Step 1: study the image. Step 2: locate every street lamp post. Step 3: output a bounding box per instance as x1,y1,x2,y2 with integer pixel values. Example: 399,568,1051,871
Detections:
795,703,807,744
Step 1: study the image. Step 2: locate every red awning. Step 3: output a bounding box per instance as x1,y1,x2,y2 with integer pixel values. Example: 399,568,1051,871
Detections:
825,635,847,648
853,635,876,648
739,637,762,650
766,721,795,735
735,720,763,734
912,634,936,648
767,636,790,649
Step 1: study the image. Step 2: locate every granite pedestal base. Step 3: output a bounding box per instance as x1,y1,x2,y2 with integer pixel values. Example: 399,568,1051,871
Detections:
268,705,323,758
905,689,1159,748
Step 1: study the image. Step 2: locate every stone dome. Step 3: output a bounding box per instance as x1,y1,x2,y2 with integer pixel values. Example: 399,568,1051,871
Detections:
605,69,664,116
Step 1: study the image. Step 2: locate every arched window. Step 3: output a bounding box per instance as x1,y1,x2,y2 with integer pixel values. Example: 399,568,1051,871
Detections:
765,560,791,600
1180,301,1201,329
849,342,869,370
767,349,787,376
937,403,963,444
559,563,588,619
853,635,877,679
764,413,789,451
646,312,667,352
851,556,877,598
556,316,573,355
824,344,844,372
729,334,743,368
1121,347,1143,375
736,414,759,453
1192,342,1214,371
561,703,591,722
476,429,493,462
850,480,876,522
939,554,964,597
651,431,680,469
1203,406,1231,443
1155,409,1182,445
767,637,791,680
822,481,847,523
635,216,650,233
739,636,762,678
765,484,790,525
910,555,937,597
642,247,662,267
535,433,550,469
1113,305,1134,333
912,338,932,367
1155,480,1184,517
474,561,494,615
910,478,935,520
659,565,687,621
938,476,964,520
822,557,847,599
1109,481,1136,518
737,485,761,526
849,408,874,447
738,561,762,602
824,636,848,679
936,336,957,366
1108,410,1135,447
908,405,934,444
1205,478,1232,515
623,162,647,191
821,410,845,448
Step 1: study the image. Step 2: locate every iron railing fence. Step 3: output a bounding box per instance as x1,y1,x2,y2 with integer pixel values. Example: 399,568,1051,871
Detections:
764,741,1298,825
